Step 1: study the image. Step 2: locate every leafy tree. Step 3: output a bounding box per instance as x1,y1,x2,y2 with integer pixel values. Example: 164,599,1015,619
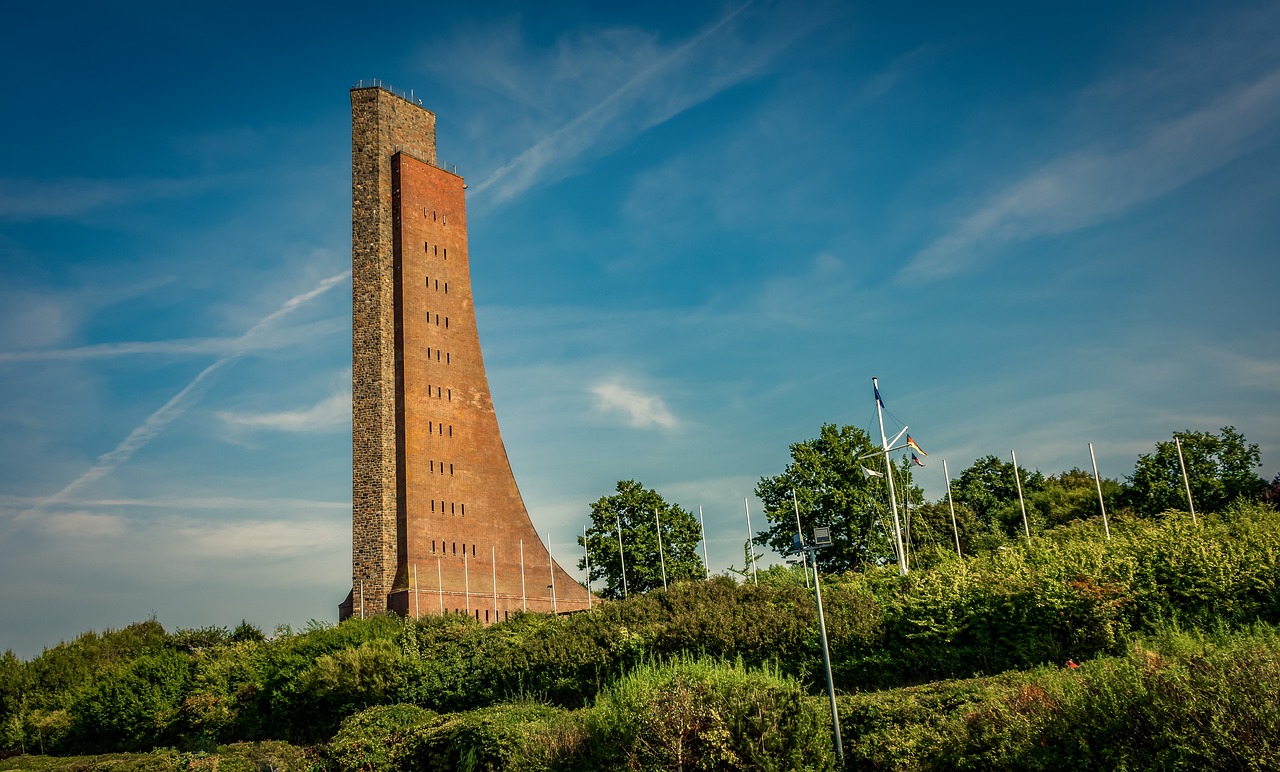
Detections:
755,424,916,573
579,480,705,599
950,454,1045,538
1128,427,1265,515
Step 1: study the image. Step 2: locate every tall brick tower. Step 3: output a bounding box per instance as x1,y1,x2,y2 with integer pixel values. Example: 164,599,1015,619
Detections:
342,84,590,622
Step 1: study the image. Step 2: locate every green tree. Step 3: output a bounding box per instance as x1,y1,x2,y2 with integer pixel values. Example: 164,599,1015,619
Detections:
579,480,705,599
1128,426,1265,515
755,424,913,573
951,454,1046,538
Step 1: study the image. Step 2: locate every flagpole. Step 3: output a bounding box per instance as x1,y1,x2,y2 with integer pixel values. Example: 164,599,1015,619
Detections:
437,557,443,614
413,564,419,618
744,498,758,585
900,456,911,571
943,459,961,558
792,489,810,588
874,377,908,575
1175,434,1197,525
519,539,527,612
584,525,592,609
464,548,471,616
698,505,710,580
1012,449,1030,542
616,513,629,598
654,509,668,590
491,546,498,623
548,546,557,614
1088,443,1111,540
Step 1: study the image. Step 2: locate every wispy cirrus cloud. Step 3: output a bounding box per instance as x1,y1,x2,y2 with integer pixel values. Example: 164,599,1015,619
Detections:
217,390,350,433
901,65,1280,283
448,0,814,204
0,177,208,221
589,375,679,429
0,317,345,363
19,271,350,518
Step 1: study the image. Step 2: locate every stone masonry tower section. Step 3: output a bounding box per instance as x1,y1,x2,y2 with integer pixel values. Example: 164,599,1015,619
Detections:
343,85,590,622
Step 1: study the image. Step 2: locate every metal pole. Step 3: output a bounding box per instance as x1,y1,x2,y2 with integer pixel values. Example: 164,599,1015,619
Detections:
616,513,629,598
792,489,810,588
874,377,908,575
699,506,710,579
655,509,668,590
1012,450,1030,542
437,557,443,614
520,539,527,611
548,547,557,614
943,459,961,558
584,525,592,609
492,546,498,623
900,457,912,571
464,549,471,616
359,579,364,620
744,498,758,585
1088,443,1111,540
413,564,419,618
811,547,844,763
1175,435,1197,525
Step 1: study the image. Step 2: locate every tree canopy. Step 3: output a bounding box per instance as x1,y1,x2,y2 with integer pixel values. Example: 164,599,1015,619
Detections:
578,480,704,599
754,424,920,573
1127,426,1265,515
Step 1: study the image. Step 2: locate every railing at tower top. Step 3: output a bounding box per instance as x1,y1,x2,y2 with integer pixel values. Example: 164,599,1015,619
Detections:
353,79,465,179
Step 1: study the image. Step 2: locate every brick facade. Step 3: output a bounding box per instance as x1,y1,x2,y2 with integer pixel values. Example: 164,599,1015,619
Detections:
342,86,591,622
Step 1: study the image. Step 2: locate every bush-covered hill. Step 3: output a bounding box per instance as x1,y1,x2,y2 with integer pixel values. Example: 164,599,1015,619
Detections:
3,500,1279,769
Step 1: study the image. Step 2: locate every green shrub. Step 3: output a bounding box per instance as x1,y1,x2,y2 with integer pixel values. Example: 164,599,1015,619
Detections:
586,657,835,771
405,702,583,772
322,703,440,771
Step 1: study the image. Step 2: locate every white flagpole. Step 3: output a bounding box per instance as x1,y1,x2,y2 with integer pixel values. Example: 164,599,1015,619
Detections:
464,548,471,616
943,459,961,558
792,489,810,588
874,377,908,575
584,525,592,609
1175,435,1197,525
1088,443,1111,540
548,547,557,614
744,498,758,585
413,564,419,618
437,557,443,614
900,458,912,571
1012,450,1030,542
616,512,629,598
520,539,527,612
699,505,710,579
359,579,364,620
654,509,668,590
491,546,498,623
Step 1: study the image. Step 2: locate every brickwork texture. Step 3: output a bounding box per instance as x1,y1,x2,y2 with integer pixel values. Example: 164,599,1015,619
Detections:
343,86,591,622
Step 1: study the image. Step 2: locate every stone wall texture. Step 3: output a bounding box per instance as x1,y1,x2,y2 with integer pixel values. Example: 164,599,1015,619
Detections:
344,86,591,622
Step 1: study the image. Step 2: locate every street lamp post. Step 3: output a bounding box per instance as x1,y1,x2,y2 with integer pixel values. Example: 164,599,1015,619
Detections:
789,526,843,764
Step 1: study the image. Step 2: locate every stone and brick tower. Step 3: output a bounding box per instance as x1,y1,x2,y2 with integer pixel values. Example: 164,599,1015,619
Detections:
341,84,590,622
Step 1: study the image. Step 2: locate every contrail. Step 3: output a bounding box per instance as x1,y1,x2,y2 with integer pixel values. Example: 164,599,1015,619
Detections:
19,270,350,519
470,0,756,202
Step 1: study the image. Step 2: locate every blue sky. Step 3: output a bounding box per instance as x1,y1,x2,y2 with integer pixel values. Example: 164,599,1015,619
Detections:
2,0,1278,657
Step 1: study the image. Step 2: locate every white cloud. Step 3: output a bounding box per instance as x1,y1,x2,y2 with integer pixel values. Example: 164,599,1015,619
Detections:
901,65,1280,283
21,271,350,517
589,376,679,429
42,511,126,539
217,391,350,433
0,177,208,221
458,1,810,204
171,518,345,558
0,317,344,363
